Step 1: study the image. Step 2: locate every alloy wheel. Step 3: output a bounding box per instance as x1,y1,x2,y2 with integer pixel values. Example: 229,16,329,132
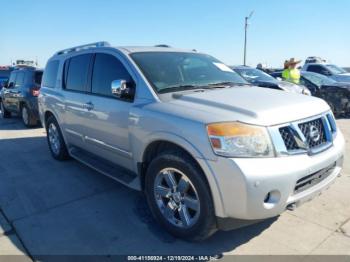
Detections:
48,123,61,155
153,168,200,228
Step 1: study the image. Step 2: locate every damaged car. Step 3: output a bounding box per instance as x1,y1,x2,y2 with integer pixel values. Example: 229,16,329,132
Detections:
300,71,350,117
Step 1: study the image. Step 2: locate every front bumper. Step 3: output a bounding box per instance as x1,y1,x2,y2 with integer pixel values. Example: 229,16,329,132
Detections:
203,130,345,224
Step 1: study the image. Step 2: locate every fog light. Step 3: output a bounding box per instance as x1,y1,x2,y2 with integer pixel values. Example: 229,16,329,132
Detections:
263,190,281,209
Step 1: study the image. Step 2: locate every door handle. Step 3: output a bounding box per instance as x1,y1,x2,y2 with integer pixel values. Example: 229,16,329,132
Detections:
83,102,94,111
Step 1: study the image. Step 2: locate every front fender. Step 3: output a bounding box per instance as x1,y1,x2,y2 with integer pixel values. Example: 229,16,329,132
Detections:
132,131,226,217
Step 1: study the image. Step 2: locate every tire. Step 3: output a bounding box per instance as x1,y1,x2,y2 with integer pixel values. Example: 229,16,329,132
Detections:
145,151,217,241
0,101,11,118
21,104,37,127
45,115,70,161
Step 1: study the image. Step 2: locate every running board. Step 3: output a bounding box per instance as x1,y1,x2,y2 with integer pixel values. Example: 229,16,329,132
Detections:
69,147,140,190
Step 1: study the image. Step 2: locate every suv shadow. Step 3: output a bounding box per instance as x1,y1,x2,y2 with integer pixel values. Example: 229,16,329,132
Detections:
0,135,276,258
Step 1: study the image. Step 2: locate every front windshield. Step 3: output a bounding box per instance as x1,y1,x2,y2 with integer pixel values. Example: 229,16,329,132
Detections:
234,68,275,83
302,72,337,87
326,64,347,74
131,52,248,93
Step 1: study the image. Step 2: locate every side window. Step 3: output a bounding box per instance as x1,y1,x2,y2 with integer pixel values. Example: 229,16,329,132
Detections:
66,54,92,92
15,72,25,87
8,72,16,88
42,60,59,88
91,53,133,97
308,65,323,74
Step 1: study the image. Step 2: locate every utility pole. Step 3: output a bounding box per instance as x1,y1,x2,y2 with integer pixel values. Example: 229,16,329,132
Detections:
243,11,254,66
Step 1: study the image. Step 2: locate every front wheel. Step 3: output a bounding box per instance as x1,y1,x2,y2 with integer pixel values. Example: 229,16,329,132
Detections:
21,104,37,127
145,151,217,241
0,101,11,118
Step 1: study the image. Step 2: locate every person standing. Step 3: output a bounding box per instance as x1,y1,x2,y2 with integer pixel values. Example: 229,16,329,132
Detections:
282,58,302,84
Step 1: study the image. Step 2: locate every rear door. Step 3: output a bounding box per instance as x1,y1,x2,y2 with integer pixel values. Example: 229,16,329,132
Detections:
62,53,94,149
81,52,135,169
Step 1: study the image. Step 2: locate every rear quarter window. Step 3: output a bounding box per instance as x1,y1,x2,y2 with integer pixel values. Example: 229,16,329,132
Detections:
42,60,59,88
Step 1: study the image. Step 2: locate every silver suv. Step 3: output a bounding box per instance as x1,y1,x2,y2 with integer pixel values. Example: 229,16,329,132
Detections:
39,42,345,241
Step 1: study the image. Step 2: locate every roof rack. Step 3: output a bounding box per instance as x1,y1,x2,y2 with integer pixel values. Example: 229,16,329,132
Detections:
154,44,171,48
56,41,110,55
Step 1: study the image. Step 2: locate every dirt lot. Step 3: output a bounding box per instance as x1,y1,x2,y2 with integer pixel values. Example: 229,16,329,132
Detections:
0,116,349,259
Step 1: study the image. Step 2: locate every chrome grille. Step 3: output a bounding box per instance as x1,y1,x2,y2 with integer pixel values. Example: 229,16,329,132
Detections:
275,113,335,155
279,127,299,150
298,118,327,149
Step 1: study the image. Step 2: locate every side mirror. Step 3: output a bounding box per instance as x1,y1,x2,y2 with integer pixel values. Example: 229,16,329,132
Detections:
321,70,331,76
111,80,127,98
276,77,282,81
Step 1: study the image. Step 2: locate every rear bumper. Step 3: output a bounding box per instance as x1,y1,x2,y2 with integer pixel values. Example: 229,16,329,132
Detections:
203,130,345,225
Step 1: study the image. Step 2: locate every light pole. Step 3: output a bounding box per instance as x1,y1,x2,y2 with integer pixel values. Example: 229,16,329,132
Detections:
243,11,254,66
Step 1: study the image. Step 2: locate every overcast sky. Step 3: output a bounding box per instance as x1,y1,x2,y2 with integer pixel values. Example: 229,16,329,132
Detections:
0,0,349,68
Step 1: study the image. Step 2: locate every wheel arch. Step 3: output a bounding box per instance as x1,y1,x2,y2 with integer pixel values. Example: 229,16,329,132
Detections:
138,137,225,217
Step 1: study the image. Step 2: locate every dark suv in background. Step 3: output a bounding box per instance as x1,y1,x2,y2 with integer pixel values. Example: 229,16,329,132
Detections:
0,67,43,127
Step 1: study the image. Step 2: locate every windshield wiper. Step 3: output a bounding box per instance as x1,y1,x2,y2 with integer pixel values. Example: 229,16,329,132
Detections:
158,85,205,94
208,81,251,87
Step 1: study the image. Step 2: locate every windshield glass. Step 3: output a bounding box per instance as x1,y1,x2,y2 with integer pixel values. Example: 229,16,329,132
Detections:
131,52,248,93
234,68,276,83
302,72,337,87
326,64,347,74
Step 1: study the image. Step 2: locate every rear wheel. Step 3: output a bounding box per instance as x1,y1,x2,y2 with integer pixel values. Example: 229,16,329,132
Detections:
21,104,37,127
46,115,70,161
0,101,11,118
145,151,217,241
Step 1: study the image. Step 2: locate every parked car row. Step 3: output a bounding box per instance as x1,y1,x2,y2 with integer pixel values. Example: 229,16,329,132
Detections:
0,42,346,241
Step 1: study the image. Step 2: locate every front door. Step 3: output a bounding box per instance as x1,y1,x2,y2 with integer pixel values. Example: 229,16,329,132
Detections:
82,52,135,170
2,72,17,111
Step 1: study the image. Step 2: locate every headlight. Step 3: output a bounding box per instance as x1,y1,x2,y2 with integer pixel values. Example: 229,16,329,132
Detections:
207,122,274,158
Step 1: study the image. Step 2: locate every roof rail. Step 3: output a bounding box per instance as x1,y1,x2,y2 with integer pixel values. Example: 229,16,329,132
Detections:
56,41,111,55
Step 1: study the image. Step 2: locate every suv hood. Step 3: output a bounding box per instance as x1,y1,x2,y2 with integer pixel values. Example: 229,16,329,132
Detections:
166,87,329,126
332,74,350,83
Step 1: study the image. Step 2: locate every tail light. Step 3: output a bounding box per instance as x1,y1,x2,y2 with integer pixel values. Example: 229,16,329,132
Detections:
31,87,40,97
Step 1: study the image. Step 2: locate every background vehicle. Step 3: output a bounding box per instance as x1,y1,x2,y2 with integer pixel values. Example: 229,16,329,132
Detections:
0,68,43,127
300,71,350,116
232,65,311,95
304,56,327,64
0,66,14,90
39,42,344,241
302,63,350,83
